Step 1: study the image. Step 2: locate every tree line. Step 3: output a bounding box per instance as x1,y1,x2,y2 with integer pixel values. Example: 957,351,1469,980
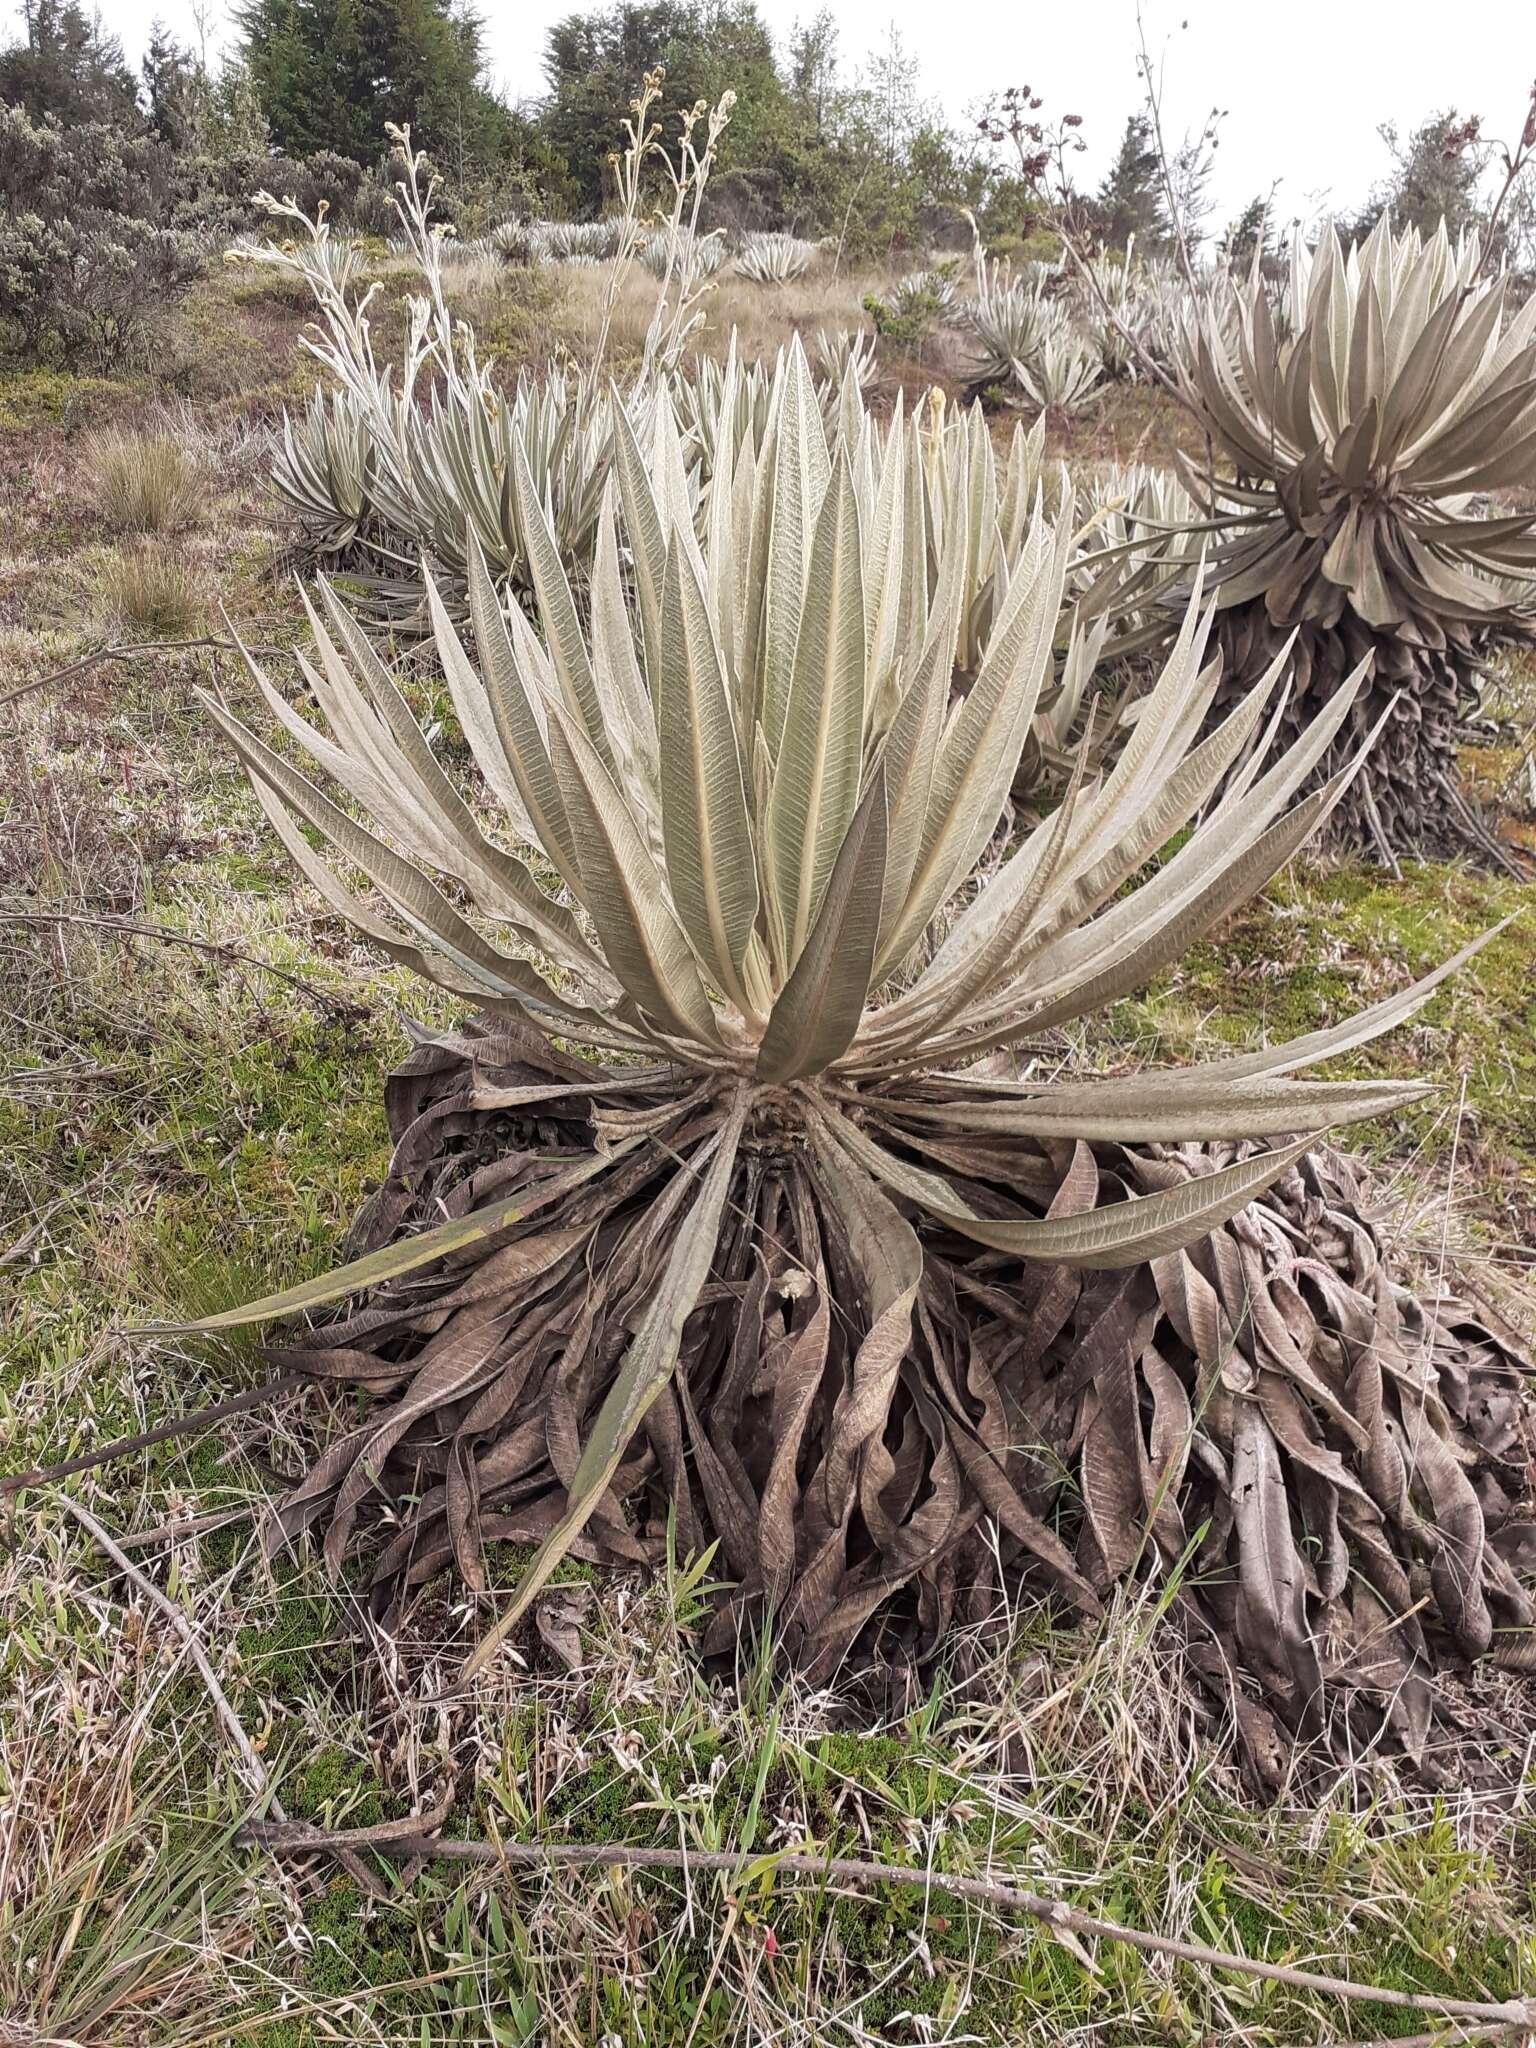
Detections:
8,0,1514,246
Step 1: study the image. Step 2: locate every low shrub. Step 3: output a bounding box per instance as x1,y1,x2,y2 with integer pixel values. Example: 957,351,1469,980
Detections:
863,268,955,351
0,108,397,368
0,107,205,366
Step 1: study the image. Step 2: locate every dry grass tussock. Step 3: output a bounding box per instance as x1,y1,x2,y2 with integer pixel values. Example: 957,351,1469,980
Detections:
85,425,204,537
0,1509,286,2047
95,542,205,640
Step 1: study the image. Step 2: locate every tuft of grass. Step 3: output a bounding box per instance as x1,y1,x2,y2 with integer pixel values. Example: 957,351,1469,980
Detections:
97,540,205,639
86,426,204,536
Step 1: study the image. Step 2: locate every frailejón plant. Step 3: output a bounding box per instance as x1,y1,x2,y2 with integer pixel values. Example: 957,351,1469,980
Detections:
198,339,1527,1762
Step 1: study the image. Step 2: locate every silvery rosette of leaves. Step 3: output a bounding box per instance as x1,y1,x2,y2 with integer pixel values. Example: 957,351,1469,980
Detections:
1174,216,1536,860
734,230,818,284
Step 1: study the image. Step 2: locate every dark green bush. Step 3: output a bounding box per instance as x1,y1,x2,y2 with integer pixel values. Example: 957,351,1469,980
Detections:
0,106,204,365
0,103,403,366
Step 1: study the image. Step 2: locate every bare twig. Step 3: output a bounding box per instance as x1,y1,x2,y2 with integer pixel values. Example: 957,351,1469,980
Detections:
0,636,287,713
1,913,362,1017
1015,7,1221,449
242,1820,1536,2030
974,79,1202,419
116,1507,257,1552
0,1188,81,1271
1328,2027,1529,2048
0,1377,301,1497
1134,0,1201,293
60,1493,285,1820
1474,79,1536,281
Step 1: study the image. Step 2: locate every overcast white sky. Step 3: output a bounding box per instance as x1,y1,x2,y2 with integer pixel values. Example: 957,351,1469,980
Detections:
69,0,1536,230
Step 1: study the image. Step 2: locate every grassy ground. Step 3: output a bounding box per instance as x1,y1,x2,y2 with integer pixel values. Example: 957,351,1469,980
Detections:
3,253,1536,2046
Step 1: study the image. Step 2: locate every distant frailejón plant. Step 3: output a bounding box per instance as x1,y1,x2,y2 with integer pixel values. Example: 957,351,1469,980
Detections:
1176,217,1536,861
734,230,817,284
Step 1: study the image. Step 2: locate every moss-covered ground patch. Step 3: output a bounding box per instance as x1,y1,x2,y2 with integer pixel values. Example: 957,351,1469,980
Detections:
1101,856,1536,1254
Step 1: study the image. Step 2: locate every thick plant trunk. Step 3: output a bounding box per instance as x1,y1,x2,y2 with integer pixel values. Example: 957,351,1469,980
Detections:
1212,602,1519,869
268,1022,1536,1789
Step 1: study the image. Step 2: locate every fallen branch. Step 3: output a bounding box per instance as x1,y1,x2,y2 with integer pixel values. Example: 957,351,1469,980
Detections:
2,912,362,1016
0,635,287,713
1,1376,301,1497
1331,2026,1529,2048
61,1493,285,1821
115,1507,256,1553
242,1819,1536,2030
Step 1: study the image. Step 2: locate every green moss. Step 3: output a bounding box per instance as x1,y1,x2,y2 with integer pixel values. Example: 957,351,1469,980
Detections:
289,1746,388,1828
484,1541,597,1591
0,365,134,430
1110,854,1535,1207
301,1882,429,2004
236,1565,359,1695
1,993,394,1470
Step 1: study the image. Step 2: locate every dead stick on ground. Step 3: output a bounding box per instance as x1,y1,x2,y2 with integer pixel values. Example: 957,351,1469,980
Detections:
1330,2027,1529,2048
242,1822,1535,2030
0,1377,301,1497
2,913,358,1016
116,1507,257,1553
0,636,288,713
60,1493,286,1824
